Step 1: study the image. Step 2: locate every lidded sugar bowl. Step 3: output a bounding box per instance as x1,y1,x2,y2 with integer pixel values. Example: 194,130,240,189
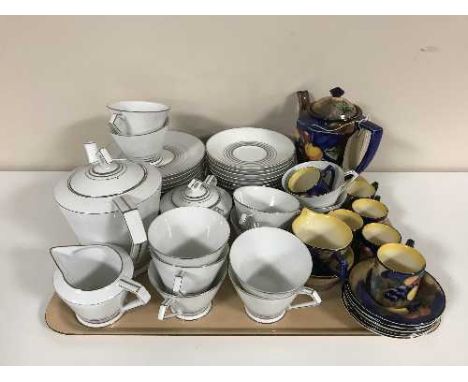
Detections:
160,175,232,217
54,142,162,273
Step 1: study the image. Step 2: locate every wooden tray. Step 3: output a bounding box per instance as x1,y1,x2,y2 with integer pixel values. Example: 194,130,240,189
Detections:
45,274,373,336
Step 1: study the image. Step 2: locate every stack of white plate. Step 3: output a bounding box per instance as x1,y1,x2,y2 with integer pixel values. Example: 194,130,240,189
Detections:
206,127,296,191
149,130,205,193
107,130,205,193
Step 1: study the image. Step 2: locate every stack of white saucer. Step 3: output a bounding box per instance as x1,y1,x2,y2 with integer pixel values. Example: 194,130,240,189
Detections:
206,127,296,190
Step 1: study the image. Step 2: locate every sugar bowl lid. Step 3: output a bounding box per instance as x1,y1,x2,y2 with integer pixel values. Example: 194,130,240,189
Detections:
160,175,232,217
310,87,360,122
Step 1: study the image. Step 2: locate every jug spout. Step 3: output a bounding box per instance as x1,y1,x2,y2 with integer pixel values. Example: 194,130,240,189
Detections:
49,245,85,286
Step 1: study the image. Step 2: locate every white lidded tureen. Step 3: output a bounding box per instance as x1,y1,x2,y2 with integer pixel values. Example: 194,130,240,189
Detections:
159,175,232,218
54,142,162,273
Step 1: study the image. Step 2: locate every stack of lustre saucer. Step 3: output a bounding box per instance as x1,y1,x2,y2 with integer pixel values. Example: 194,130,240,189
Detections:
342,259,445,339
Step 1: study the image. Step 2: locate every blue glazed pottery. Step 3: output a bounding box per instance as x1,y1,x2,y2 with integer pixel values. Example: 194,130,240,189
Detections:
295,87,383,173
346,259,445,327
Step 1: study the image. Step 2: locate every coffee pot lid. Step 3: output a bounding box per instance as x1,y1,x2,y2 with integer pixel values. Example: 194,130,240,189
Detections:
171,176,221,208
68,142,147,198
310,87,359,122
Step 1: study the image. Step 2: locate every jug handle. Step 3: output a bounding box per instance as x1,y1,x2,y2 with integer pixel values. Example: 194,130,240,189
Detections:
288,287,322,310
354,120,384,173
113,195,148,267
119,277,151,312
296,90,311,114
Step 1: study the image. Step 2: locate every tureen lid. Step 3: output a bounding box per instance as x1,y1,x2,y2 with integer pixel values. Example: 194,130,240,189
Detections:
55,142,162,214
310,87,360,122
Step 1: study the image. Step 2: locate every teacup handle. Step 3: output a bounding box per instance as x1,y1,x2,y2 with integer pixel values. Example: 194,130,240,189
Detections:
288,287,322,310
173,273,184,294
238,213,260,229
109,113,129,135
158,298,178,320
331,251,349,279
113,196,148,268
119,277,151,313
337,170,360,193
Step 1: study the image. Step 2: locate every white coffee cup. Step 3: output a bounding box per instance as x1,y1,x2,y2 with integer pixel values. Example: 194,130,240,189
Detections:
107,100,170,136
229,267,321,324
148,261,226,321
148,206,230,267
233,186,300,229
150,245,228,295
230,227,313,297
111,124,168,162
51,244,151,328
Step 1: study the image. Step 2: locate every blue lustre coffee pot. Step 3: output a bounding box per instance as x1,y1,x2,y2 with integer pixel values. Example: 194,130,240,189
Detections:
295,87,383,173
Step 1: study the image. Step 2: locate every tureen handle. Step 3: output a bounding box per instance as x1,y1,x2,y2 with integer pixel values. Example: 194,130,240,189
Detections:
113,195,148,270
204,175,217,187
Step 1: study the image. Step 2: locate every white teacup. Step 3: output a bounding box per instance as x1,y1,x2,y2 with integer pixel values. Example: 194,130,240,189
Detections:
111,124,168,162
148,207,230,267
150,245,228,295
282,161,359,209
233,186,300,229
230,227,312,297
51,244,151,328
107,100,170,136
149,261,226,321
229,267,321,324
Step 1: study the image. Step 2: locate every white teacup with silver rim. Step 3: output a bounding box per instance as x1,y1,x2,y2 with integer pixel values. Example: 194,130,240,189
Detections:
229,267,321,324
230,227,313,298
51,244,151,328
148,206,230,267
149,261,227,321
150,245,228,295
107,100,170,136
111,123,169,163
233,186,300,229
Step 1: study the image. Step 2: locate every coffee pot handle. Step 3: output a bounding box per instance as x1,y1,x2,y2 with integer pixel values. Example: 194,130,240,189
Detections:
113,195,148,269
288,287,322,310
119,277,151,312
354,120,384,173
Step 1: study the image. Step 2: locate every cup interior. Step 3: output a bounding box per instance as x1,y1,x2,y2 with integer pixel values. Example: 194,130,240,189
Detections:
328,209,363,231
234,186,300,214
352,198,388,219
293,212,353,250
230,227,312,294
362,223,401,246
108,101,169,113
377,243,426,274
148,207,230,261
287,167,321,193
61,246,122,291
347,177,376,198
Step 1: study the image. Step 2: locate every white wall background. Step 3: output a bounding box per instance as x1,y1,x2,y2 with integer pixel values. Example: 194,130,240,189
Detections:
0,16,467,170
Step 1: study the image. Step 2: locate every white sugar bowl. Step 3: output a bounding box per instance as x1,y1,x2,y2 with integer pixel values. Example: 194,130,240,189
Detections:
159,175,232,218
